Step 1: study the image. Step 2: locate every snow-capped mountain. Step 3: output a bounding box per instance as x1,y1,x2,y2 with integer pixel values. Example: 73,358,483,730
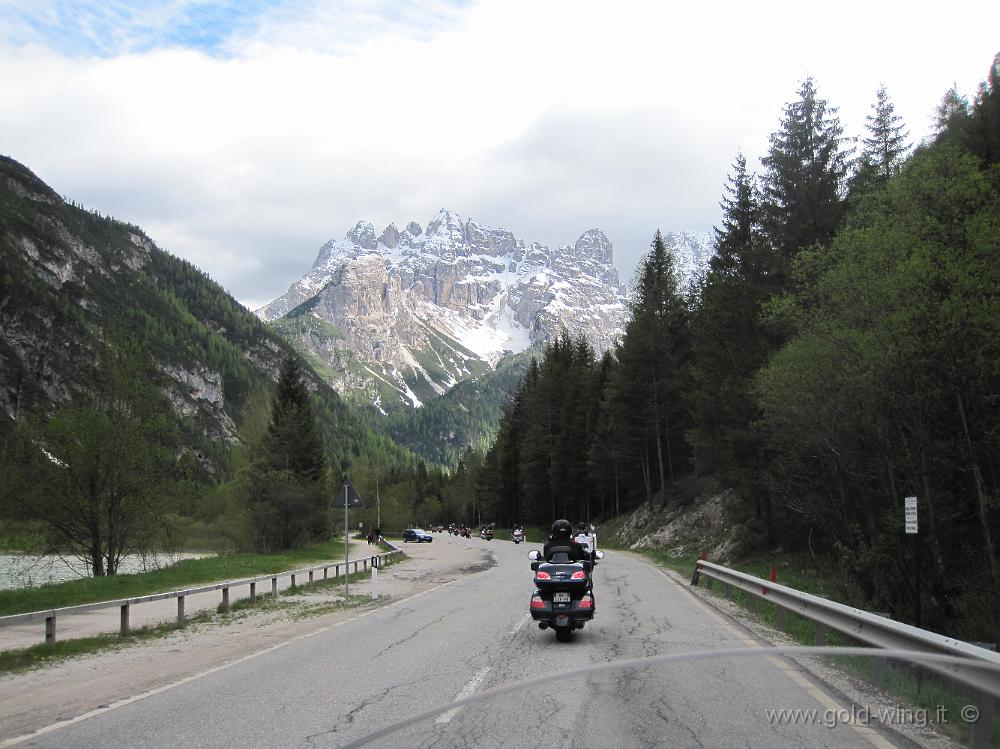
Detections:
256,210,629,410
662,230,713,287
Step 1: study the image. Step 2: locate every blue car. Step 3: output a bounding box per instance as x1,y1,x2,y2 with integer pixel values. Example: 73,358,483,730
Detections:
403,528,433,543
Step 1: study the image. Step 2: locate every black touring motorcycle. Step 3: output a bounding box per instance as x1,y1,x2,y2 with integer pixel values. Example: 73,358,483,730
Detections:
527,547,604,642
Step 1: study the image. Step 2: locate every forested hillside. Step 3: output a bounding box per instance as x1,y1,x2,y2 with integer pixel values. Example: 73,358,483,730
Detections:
459,54,1000,641
0,156,423,567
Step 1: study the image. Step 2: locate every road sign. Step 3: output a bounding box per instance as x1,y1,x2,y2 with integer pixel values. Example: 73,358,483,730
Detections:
905,496,918,534
335,481,364,509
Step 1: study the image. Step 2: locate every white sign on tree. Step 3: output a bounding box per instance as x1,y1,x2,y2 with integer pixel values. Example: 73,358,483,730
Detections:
904,496,918,534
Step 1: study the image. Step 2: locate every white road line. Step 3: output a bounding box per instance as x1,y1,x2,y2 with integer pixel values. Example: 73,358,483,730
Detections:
434,665,492,724
0,577,463,749
509,613,530,636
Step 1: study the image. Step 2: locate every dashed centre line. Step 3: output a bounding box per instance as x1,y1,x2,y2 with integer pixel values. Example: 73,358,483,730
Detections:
434,665,492,724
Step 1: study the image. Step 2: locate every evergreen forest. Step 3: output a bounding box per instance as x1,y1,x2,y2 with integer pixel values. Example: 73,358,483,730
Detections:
455,56,1000,641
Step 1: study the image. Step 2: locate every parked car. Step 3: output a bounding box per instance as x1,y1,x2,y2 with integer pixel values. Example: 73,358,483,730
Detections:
402,528,433,543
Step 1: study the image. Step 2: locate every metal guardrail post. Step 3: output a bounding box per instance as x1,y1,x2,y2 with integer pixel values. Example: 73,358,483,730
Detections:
45,615,55,643
250,582,256,604
872,655,886,687
120,604,129,635
323,566,328,580
777,607,787,632
271,577,278,598
221,587,229,612
308,570,314,583
970,692,997,749
177,595,185,622
290,574,296,588
815,622,827,646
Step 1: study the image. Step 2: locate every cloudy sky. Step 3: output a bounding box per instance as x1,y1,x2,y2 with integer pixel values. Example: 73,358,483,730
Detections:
2,1,997,309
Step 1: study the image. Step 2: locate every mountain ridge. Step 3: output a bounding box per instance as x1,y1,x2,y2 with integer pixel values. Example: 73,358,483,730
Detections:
256,209,631,410
0,155,416,475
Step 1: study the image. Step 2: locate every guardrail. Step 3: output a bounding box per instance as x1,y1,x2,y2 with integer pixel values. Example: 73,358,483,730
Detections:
692,559,1000,747
0,542,403,645
691,560,1000,699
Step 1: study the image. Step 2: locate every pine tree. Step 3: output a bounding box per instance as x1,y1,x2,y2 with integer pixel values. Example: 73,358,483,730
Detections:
606,232,691,504
243,353,329,551
712,154,766,279
761,78,851,264
861,85,910,182
690,155,776,519
969,52,1000,166
262,354,326,483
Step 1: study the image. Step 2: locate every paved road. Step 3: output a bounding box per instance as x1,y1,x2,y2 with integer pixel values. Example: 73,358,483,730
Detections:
2,536,910,748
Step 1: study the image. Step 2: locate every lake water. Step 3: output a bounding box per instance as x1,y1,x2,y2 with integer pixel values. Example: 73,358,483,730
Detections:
0,551,207,590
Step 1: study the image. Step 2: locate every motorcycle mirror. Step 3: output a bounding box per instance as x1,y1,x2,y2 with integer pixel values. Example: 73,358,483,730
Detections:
527,550,541,561
594,550,605,560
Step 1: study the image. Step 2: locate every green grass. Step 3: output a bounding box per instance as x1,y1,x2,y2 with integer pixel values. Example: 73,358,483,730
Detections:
0,538,353,616
0,611,214,674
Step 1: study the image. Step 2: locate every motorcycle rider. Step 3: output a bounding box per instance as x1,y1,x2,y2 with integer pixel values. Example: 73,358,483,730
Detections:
543,519,596,611
543,519,589,562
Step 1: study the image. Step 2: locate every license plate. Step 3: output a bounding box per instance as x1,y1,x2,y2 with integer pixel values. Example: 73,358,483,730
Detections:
554,592,570,603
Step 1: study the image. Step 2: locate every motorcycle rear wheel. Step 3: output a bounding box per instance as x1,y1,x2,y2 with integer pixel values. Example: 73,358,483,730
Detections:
555,627,572,643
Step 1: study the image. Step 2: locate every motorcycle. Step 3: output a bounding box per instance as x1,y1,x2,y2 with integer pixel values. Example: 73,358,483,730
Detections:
527,548,604,642
460,526,471,538
511,528,524,544
481,527,494,540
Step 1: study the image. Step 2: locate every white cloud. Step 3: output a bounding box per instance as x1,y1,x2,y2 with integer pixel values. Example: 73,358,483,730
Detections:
1,0,998,307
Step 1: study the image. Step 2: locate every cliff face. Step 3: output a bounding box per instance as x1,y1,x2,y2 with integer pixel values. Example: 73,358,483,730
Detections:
0,156,311,466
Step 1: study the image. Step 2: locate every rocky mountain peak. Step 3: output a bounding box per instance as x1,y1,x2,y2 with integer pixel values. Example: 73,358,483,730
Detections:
573,228,613,265
379,223,400,249
346,221,377,250
425,208,467,246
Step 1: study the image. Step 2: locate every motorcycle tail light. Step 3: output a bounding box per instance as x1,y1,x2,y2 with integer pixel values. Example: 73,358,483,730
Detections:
530,598,547,609
571,571,586,579
535,571,551,580
578,597,592,609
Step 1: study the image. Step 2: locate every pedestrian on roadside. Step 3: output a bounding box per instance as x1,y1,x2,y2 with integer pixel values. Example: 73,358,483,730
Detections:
367,530,374,545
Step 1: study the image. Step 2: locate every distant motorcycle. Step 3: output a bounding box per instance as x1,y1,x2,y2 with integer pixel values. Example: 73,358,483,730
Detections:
512,528,525,544
460,526,471,538
481,527,494,540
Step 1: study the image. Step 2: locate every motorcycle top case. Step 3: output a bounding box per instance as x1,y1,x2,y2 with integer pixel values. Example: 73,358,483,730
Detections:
533,562,590,591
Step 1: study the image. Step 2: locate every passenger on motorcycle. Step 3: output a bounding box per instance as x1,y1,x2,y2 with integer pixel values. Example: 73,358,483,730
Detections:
573,522,593,558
